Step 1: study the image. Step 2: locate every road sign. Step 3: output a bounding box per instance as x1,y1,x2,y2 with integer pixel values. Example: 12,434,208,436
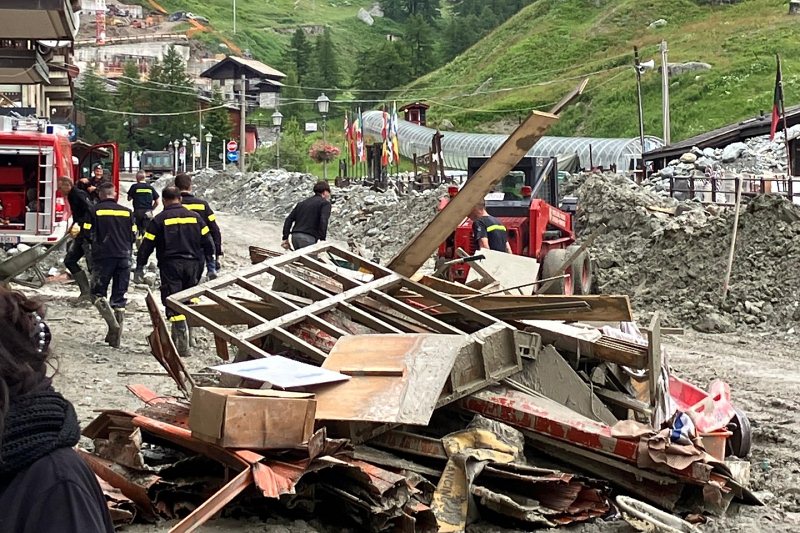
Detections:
227,150,239,162
227,140,238,152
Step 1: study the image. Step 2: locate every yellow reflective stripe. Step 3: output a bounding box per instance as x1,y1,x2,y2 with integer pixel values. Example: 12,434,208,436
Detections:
486,224,507,232
96,209,130,217
143,232,156,241
82,222,92,230
135,190,152,194
190,297,201,304
169,314,186,322
201,226,210,235
164,217,198,226
132,225,138,233
183,203,205,211
207,214,217,222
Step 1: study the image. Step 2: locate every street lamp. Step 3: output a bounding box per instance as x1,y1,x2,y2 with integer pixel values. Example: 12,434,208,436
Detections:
172,139,179,174
205,132,213,169
181,138,188,172
272,110,283,169
190,135,197,172
316,93,330,180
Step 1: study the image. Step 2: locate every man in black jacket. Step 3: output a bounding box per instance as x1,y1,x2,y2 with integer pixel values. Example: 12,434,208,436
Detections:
127,170,159,240
90,183,136,348
136,186,215,356
58,177,94,300
175,173,221,279
282,180,331,250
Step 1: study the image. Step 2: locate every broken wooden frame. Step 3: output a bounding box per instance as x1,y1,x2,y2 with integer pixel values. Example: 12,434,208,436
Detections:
167,243,528,405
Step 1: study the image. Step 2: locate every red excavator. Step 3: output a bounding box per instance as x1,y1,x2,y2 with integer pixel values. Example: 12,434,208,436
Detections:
437,156,591,295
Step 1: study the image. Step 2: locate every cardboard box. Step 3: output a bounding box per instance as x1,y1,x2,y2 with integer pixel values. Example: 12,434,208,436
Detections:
189,387,316,449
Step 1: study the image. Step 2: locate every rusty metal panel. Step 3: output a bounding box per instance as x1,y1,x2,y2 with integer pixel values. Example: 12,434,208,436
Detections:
145,289,194,397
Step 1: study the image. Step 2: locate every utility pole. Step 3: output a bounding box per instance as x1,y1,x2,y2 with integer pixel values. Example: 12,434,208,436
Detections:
233,0,236,34
660,40,671,145
239,73,246,172
634,46,646,182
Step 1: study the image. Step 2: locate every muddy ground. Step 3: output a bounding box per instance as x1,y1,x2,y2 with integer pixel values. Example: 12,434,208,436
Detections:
22,188,800,532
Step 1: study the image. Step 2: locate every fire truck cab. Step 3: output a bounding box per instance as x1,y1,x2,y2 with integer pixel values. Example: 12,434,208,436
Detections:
0,117,119,246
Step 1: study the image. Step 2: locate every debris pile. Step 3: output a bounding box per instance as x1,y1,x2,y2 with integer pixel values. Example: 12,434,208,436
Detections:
80,243,757,532
188,169,443,262
578,172,800,331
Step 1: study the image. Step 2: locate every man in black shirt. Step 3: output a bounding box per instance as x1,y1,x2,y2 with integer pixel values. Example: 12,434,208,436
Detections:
90,183,136,348
469,201,512,254
282,180,332,250
136,186,215,356
58,177,94,300
175,173,221,279
127,170,159,239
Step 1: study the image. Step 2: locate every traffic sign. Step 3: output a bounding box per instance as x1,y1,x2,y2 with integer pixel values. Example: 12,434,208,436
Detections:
227,150,239,162
227,140,238,152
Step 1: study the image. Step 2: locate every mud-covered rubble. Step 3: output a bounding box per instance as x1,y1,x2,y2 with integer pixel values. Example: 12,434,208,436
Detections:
578,173,800,331
188,169,443,262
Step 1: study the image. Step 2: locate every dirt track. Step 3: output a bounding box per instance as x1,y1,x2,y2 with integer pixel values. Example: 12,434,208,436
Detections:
26,204,800,531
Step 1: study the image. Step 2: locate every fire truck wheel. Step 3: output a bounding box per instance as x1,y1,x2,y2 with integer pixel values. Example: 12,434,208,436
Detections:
541,249,573,295
566,244,593,295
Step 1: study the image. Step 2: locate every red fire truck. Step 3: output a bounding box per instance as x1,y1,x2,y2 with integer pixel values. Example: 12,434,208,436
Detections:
0,117,119,246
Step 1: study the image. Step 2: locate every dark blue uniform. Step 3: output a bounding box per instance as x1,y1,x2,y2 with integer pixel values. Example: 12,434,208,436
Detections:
127,182,159,237
472,215,509,253
89,199,136,308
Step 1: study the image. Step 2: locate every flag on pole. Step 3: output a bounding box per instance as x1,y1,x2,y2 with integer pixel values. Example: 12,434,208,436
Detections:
381,107,390,167
386,107,395,165
770,55,785,142
343,110,351,162
355,107,365,162
348,111,357,166
391,101,400,163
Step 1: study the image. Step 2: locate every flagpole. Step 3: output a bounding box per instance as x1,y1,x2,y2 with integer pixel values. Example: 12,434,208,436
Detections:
778,54,793,198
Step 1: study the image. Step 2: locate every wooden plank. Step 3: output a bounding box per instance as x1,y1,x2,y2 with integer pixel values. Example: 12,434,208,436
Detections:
170,467,253,533
594,388,651,415
266,265,332,299
185,300,281,326
296,255,360,290
340,302,404,334
354,298,433,333
368,290,464,335
414,275,482,296
388,110,559,277
214,335,230,361
202,291,268,327
400,279,500,326
273,326,329,363
647,311,662,410
429,294,633,322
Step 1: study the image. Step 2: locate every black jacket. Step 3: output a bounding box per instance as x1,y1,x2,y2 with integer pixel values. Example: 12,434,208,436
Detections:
137,204,215,269
0,447,114,533
67,187,94,236
90,199,136,260
180,192,222,255
127,182,159,211
282,194,331,241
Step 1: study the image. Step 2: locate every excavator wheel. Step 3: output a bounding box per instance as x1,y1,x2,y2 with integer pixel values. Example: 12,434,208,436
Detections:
566,244,593,295
540,249,573,295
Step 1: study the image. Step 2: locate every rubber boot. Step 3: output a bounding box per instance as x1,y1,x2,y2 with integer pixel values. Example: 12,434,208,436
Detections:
94,297,120,346
73,270,92,301
110,308,124,349
171,321,190,357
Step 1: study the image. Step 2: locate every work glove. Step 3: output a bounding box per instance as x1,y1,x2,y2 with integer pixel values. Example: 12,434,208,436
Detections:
281,239,291,250
133,268,144,284
69,225,80,238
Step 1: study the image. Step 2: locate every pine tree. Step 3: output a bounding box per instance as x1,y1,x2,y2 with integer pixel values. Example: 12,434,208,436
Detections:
203,88,232,147
146,45,197,146
113,61,144,150
285,29,312,84
307,28,340,100
353,42,411,100
404,15,438,77
380,0,406,21
406,0,440,23
77,67,112,144
279,66,305,122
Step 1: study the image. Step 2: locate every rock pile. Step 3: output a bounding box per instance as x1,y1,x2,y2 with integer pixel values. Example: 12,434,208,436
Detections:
578,173,800,331
190,169,444,262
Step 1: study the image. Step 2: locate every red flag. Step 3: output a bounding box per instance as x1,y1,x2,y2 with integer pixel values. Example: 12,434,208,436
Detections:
348,112,357,166
770,55,784,142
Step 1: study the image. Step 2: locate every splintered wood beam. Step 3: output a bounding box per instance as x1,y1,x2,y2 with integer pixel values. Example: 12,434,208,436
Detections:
368,290,464,335
202,291,268,327
272,326,329,363
388,110,559,277
340,302,404,334
296,254,360,290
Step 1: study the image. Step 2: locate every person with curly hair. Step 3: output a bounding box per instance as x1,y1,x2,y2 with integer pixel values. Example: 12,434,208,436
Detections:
0,287,114,532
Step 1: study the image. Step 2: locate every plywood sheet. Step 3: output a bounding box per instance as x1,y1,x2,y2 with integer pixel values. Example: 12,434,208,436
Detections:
210,357,349,389
466,249,540,295
314,334,468,424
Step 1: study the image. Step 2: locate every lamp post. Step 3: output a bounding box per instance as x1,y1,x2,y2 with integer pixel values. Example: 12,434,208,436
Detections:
190,135,197,172
205,132,213,169
181,138,187,172
172,139,179,174
316,92,330,180
272,110,283,169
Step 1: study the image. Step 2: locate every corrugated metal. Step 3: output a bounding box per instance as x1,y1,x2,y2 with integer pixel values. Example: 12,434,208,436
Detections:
362,111,663,171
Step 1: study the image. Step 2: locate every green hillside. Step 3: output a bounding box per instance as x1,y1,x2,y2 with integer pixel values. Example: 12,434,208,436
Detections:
133,0,400,71
401,0,800,141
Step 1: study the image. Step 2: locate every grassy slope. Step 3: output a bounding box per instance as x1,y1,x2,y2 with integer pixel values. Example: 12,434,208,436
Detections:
403,0,800,141
134,0,399,76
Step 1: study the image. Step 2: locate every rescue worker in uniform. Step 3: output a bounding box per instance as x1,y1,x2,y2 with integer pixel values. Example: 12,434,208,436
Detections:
469,200,512,254
281,181,332,250
89,183,136,348
127,170,159,240
135,186,215,357
58,177,94,300
174,173,221,279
